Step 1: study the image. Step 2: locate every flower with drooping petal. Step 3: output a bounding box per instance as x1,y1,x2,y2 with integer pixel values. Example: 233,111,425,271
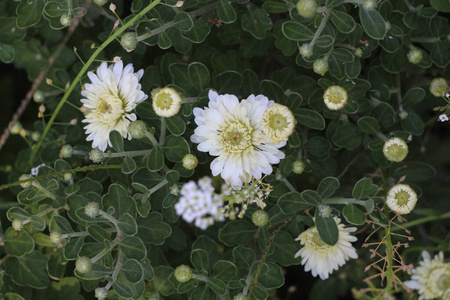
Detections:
81,60,147,151
386,183,417,215
294,217,358,280
404,251,450,300
191,90,286,186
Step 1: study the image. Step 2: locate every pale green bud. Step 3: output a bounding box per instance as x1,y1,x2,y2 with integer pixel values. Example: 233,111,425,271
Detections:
429,78,449,97
313,58,329,76
296,0,318,18
60,144,73,158
354,48,363,57
85,202,100,218
60,14,72,27
12,219,24,231
299,43,313,59
129,120,147,139
182,154,198,170
31,131,41,142
50,231,63,244
407,49,423,64
174,265,193,283
120,32,138,52
318,204,332,218
10,122,22,135
252,210,269,227
399,111,408,120
19,174,33,188
170,185,179,196
76,256,92,273
292,160,305,174
383,137,408,163
89,149,104,163
33,90,45,103
95,287,108,300
63,173,73,182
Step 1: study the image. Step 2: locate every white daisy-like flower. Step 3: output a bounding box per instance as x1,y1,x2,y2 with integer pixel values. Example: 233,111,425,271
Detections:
404,251,450,300
191,90,286,186
81,60,147,151
294,217,358,280
382,137,409,162
261,103,296,144
152,87,182,117
323,85,348,110
439,114,449,122
386,183,417,215
174,177,224,230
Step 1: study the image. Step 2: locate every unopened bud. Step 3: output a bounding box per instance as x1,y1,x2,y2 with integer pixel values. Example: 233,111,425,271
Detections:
429,78,449,97
89,149,104,163
296,0,318,18
63,173,73,182
399,111,408,120
323,85,348,110
292,160,305,174
318,204,332,218
354,48,363,57
174,265,193,282
60,144,73,158
76,256,92,273
19,174,33,188
362,0,377,11
33,90,45,103
85,202,100,218
313,58,329,76
170,185,179,195
31,131,41,142
12,219,24,231
407,49,423,64
182,154,198,170
60,14,71,27
252,210,269,227
383,137,408,163
10,122,22,135
128,121,147,139
50,231,63,244
120,32,138,52
299,43,313,59
95,287,108,300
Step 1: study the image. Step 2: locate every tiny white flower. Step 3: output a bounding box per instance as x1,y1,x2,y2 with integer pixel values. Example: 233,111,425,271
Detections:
152,87,182,117
386,184,417,215
261,103,296,144
382,137,409,162
294,217,358,280
439,114,449,122
323,85,348,110
81,60,147,151
404,251,450,300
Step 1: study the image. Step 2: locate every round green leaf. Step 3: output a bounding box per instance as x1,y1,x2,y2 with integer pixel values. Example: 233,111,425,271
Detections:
314,210,339,246
219,220,255,246
342,203,366,225
4,228,35,257
282,21,314,41
359,7,386,40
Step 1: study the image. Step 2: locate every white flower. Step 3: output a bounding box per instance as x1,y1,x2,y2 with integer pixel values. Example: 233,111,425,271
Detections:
261,103,296,144
191,90,286,186
323,85,348,110
175,177,224,230
439,114,449,122
294,217,358,280
386,183,417,215
152,87,182,117
81,60,147,151
382,137,409,162
404,251,450,299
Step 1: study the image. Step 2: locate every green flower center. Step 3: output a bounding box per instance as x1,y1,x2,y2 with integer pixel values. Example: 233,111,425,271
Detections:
386,144,407,159
304,228,332,253
269,113,288,130
98,99,112,114
394,190,410,206
220,121,252,154
437,272,450,291
155,92,173,109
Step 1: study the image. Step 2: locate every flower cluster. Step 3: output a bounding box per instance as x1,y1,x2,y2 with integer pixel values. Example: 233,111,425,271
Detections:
404,251,450,299
294,217,358,280
191,90,294,186
174,177,224,230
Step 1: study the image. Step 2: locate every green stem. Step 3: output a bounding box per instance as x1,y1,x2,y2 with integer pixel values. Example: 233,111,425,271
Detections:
159,118,166,146
282,177,296,192
0,202,25,210
105,251,124,290
23,207,54,225
104,149,151,158
384,209,394,294
192,274,209,282
410,37,440,43
136,21,174,41
30,0,162,165
149,179,169,195
391,211,450,231
182,97,199,104
309,8,330,48
145,131,159,147
322,197,367,206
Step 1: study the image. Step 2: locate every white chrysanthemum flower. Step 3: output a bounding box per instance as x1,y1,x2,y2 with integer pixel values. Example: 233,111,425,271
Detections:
152,87,182,117
81,60,147,151
386,183,417,215
382,137,409,162
404,252,450,300
191,90,286,186
175,177,224,230
294,217,358,280
261,103,296,144
323,85,348,110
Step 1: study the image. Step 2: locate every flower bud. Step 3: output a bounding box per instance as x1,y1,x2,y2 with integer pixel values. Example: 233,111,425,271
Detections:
63,173,73,182
33,90,45,103
386,184,417,215
429,78,449,97
234,294,250,300
299,43,313,59
170,185,179,195
120,32,138,52
95,287,108,300
318,204,332,218
182,154,198,170
385,21,391,32
252,210,269,227
60,144,73,158
292,160,305,174
85,202,100,218
76,256,92,273
354,48,363,57
296,0,318,18
12,219,24,231
407,49,423,64
174,265,193,283
50,231,63,244
128,120,147,139
31,131,41,142
93,0,107,5
60,14,71,27
382,137,408,163
323,85,348,110
261,104,296,144
89,149,104,163
398,111,408,120
362,0,377,11
152,87,182,118
10,122,22,135
313,58,329,76
19,174,33,188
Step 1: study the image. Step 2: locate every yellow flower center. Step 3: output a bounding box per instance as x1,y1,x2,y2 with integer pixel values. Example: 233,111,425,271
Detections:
437,270,450,291
219,121,253,154
394,190,410,206
98,99,112,114
304,228,332,253
268,113,288,130
93,94,125,124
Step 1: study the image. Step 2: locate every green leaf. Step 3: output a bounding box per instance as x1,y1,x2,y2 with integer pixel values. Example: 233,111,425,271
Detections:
270,231,302,266
216,71,242,94
345,58,361,78
5,293,25,300
241,8,272,39
207,277,227,295
219,220,255,246
86,225,110,243
430,42,450,68
330,9,356,33
64,237,85,260
45,277,83,300
402,87,425,106
295,109,325,130
119,259,144,283
332,123,362,150
317,177,340,199
4,251,49,288
189,284,214,299
0,43,15,63
213,260,237,281
30,216,45,231
109,130,124,152
282,21,314,41
0,17,26,44
74,262,111,280
121,156,136,174
161,135,190,162
352,178,378,199
342,203,366,225
381,46,408,73
4,228,34,257
147,146,164,172
137,213,172,245
400,110,424,136
16,0,44,28
258,262,285,289
315,35,335,48
102,184,136,219
165,116,186,136
278,192,310,214
191,249,209,272
188,62,210,92
261,80,285,103
120,236,147,260
217,0,237,24
430,0,450,12
152,266,174,296
158,31,172,50
314,210,339,246
173,12,193,31
392,161,436,182
118,213,138,236
183,19,210,43
301,190,322,206
357,116,380,135
359,7,386,39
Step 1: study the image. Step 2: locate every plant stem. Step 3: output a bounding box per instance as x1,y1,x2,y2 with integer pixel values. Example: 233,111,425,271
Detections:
310,8,330,48
384,209,394,294
136,21,174,41
149,179,169,195
282,177,296,192
322,197,368,206
30,0,162,165
105,251,124,290
23,207,54,225
145,132,159,147
104,149,151,158
192,274,209,282
159,118,166,146
391,211,450,231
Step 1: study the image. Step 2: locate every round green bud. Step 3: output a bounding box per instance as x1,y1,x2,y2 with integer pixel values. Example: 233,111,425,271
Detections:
95,287,108,300
382,137,408,163
19,174,33,188
50,231,63,244
296,0,318,19
182,154,198,170
60,14,72,27
313,58,329,76
275,173,283,181
407,49,423,64
33,90,45,103
31,131,41,142
63,173,73,182
354,48,363,57
234,294,250,300
252,210,269,227
10,122,22,135
174,265,193,283
318,204,332,218
128,120,147,139
398,111,408,120
89,149,104,163
362,0,377,11
429,78,449,97
93,0,108,5
60,144,73,158
85,202,100,218
76,256,92,273
170,185,179,196
120,32,138,52
299,43,313,59
292,160,305,174
12,219,24,231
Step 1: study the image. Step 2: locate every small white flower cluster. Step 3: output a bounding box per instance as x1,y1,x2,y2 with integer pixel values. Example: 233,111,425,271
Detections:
175,177,224,230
